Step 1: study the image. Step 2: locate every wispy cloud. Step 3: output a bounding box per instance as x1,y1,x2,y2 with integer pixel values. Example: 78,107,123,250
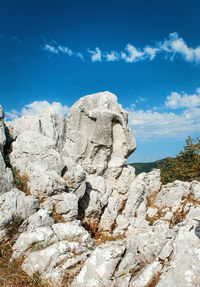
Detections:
160,32,200,63
88,47,102,62
128,87,200,141
165,89,200,109
88,33,200,64
6,101,68,121
42,33,200,64
43,42,84,61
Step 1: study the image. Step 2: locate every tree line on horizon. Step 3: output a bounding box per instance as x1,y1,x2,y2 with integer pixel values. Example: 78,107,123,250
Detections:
131,136,200,184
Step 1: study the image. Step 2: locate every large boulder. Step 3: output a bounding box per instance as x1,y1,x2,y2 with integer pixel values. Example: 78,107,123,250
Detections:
9,131,66,197
7,108,67,151
0,188,40,241
7,108,68,198
62,91,136,177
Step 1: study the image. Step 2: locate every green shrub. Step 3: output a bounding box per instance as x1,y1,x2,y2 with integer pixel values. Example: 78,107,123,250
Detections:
160,136,200,184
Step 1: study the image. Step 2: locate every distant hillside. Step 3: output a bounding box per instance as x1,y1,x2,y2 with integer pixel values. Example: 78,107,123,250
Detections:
130,159,165,175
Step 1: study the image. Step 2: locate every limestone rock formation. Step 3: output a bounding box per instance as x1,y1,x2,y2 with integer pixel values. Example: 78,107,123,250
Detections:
0,152,13,194
62,91,136,177
0,93,200,287
0,106,13,194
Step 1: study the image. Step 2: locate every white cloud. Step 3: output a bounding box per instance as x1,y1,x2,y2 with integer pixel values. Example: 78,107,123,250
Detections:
43,43,84,61
86,32,200,64
88,47,102,62
43,44,58,54
160,32,200,63
105,51,119,62
121,44,144,63
5,101,68,121
128,106,200,141
165,91,200,109
5,109,21,121
144,46,159,60
58,45,73,56
42,33,200,64
127,87,200,141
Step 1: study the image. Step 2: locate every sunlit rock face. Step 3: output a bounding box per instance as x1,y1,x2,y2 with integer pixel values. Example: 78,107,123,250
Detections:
1,94,200,287
62,91,136,177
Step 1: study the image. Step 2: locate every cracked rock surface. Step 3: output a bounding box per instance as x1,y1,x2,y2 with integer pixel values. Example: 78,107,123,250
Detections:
1,92,200,286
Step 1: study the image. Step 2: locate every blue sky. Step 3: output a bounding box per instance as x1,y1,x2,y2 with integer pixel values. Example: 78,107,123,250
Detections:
1,0,200,163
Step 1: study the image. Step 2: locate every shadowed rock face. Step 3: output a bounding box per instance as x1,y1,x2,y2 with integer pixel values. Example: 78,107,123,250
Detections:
62,91,136,176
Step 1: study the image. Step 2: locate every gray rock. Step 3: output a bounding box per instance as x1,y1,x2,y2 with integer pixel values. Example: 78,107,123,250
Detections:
0,188,39,219
62,91,136,177
19,209,55,232
41,192,79,221
72,240,126,287
79,174,112,222
0,152,13,195
10,132,66,197
0,188,39,241
7,108,67,151
22,241,71,275
12,226,58,260
157,219,200,287
52,221,94,247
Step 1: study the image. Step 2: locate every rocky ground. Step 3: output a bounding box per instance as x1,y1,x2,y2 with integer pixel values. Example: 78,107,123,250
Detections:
0,91,200,287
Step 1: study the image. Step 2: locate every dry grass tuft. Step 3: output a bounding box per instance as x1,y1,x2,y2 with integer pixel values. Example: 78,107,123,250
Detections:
13,167,31,195
146,188,200,227
61,265,82,287
130,262,147,279
146,271,162,287
51,205,66,223
0,215,48,287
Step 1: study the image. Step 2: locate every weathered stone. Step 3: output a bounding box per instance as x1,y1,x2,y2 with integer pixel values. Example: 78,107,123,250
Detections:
52,221,94,247
22,241,71,275
72,240,126,287
0,188,39,241
10,132,66,197
19,209,54,233
0,152,13,195
7,108,67,151
62,91,136,177
154,180,191,212
41,192,78,221
25,163,66,197
79,174,112,221
0,188,39,219
63,162,86,192
1,93,200,287
157,218,200,287
12,226,58,260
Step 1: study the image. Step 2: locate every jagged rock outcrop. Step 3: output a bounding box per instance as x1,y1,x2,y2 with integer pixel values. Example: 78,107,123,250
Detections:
0,152,13,194
62,91,136,177
0,106,13,194
1,93,200,287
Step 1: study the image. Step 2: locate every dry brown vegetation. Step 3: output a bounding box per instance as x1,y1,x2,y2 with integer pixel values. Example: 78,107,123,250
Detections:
146,187,200,228
51,205,66,223
0,215,48,287
13,167,30,195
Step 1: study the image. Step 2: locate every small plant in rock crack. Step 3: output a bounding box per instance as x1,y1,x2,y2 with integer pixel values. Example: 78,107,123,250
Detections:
13,167,30,195
6,216,24,242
